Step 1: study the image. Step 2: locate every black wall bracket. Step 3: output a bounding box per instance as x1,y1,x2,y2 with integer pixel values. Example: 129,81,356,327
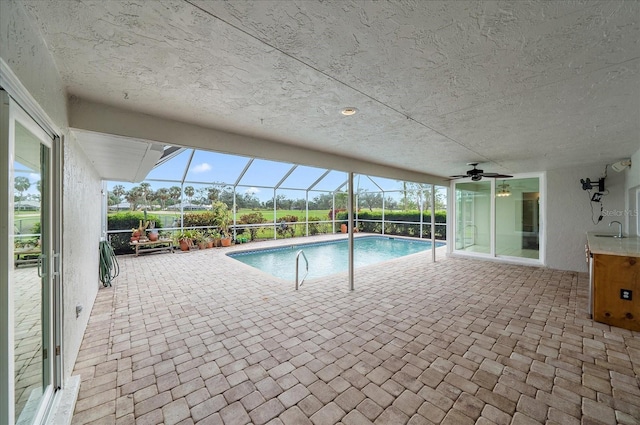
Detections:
580,177,605,192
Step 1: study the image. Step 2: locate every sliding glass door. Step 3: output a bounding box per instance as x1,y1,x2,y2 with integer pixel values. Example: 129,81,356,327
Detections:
1,91,59,424
455,181,491,254
495,178,540,259
453,175,543,263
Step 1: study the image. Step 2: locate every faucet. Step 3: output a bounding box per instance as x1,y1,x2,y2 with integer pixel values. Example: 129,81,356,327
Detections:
609,220,623,238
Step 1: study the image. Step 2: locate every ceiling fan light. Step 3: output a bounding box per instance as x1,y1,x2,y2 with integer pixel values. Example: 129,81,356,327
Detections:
496,181,511,197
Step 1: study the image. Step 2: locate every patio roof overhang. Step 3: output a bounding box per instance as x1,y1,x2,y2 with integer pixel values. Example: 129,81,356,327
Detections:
69,98,449,187
73,128,165,183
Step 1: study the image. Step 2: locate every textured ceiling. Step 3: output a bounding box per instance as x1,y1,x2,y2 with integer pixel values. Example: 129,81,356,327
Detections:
21,0,640,178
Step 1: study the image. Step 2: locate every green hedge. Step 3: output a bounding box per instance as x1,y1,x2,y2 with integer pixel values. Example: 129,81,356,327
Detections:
239,212,267,241
308,216,330,236
183,211,217,227
336,210,446,238
108,211,162,254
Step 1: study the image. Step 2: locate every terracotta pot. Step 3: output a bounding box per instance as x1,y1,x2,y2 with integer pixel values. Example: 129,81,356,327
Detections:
197,242,206,250
179,240,190,251
148,231,159,241
207,241,214,248
221,237,232,247
340,224,347,233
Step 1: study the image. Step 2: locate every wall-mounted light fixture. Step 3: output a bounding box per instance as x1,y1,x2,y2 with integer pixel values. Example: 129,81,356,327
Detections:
611,159,632,172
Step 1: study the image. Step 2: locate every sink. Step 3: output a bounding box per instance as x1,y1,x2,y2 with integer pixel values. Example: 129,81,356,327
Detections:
594,234,625,238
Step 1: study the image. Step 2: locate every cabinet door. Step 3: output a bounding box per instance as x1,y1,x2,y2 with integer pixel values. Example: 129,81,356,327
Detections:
593,254,640,331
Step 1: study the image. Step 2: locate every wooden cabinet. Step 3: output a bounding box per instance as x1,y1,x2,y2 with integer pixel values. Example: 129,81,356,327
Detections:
592,254,640,331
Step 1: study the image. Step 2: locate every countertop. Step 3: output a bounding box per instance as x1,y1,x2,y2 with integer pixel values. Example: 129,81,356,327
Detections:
587,232,640,256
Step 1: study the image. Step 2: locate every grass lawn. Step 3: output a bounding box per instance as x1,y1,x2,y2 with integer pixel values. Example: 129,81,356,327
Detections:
14,211,40,234
236,209,331,221
146,208,333,223
234,209,334,240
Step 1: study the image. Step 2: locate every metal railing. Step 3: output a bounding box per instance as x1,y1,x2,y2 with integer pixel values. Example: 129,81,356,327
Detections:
295,250,309,290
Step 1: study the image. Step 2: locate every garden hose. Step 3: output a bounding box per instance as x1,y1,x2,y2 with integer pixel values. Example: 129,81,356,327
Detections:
99,240,119,287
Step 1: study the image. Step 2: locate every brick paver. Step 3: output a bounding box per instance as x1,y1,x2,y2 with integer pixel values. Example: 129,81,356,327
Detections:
68,235,640,424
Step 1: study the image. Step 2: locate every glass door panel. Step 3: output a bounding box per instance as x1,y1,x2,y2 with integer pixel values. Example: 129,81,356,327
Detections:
10,103,53,424
455,181,491,254
495,178,540,259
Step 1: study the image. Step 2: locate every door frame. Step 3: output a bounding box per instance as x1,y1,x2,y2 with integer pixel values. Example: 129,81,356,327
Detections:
0,86,63,424
450,172,545,266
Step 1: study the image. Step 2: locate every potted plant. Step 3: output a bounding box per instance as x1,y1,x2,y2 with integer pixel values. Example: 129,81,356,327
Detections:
174,230,195,251
220,233,232,247
212,201,233,247
135,218,150,242
194,231,207,250
147,220,159,241
206,229,219,248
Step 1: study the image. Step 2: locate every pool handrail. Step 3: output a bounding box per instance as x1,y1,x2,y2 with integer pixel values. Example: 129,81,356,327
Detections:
295,250,309,290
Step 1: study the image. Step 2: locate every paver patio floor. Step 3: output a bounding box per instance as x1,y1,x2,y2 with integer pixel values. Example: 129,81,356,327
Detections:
71,235,640,425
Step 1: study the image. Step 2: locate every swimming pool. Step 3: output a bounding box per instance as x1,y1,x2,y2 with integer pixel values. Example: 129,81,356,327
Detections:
228,236,445,281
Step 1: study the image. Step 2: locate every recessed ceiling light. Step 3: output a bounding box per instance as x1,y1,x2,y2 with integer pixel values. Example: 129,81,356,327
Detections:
340,107,358,116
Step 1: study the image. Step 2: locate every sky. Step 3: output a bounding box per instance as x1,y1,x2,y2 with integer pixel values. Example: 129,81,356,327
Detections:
106,148,447,204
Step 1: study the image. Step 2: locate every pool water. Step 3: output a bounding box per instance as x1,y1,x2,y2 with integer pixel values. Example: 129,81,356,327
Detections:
228,236,444,281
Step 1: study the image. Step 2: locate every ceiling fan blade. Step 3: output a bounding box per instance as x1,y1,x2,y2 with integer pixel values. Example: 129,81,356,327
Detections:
449,175,469,178
480,173,513,178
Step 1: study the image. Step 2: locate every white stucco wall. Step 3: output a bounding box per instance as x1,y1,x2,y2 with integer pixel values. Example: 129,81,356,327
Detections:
1,0,102,383
624,148,640,237
61,134,102,379
627,149,640,191
546,163,626,272
0,1,66,128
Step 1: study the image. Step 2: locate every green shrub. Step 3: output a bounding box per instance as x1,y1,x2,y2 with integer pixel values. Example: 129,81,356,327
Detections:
308,216,330,235
239,212,266,241
276,215,298,238
107,211,162,254
183,211,217,227
335,210,446,238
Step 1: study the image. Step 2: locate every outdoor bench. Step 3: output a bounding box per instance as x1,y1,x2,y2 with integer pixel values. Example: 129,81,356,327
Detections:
130,239,174,257
14,248,41,267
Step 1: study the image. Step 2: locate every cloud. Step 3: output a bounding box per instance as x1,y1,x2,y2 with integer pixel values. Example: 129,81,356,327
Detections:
245,187,260,194
192,163,212,173
29,173,40,182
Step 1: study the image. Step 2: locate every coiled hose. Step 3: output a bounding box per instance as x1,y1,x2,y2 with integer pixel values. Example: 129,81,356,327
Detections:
99,240,119,287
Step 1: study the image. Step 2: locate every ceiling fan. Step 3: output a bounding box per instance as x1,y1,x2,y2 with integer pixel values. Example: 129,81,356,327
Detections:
450,163,513,181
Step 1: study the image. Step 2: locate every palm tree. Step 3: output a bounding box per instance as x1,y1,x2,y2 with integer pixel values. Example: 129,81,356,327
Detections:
184,186,195,209
126,187,143,210
14,176,31,202
168,186,181,206
155,188,169,210
111,184,125,204
207,186,220,205
139,182,152,208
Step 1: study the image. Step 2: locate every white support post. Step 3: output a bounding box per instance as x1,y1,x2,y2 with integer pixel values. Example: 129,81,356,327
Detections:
431,184,436,262
273,188,277,240
348,172,354,291
305,191,309,237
